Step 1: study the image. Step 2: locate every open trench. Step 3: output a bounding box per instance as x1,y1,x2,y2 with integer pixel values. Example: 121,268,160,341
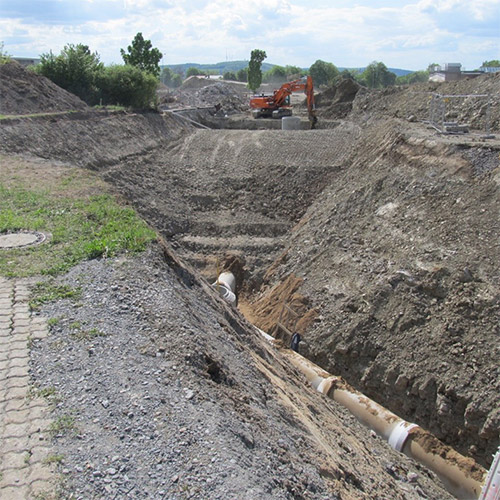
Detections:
98,116,500,481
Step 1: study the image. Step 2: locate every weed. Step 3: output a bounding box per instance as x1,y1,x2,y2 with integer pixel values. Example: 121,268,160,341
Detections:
49,414,76,435
47,316,63,327
29,281,81,311
24,450,32,464
43,454,65,465
69,321,82,330
71,327,107,341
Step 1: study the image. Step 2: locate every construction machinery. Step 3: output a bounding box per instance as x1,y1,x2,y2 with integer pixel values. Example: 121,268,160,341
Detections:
250,76,317,127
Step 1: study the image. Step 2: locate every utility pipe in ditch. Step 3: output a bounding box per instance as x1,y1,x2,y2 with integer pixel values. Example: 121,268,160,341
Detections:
258,332,487,499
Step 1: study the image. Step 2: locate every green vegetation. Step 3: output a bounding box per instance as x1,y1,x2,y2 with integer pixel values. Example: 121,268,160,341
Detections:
29,282,82,311
35,41,160,108
396,70,429,85
71,327,107,341
43,454,65,465
160,66,182,88
0,42,11,64
248,49,267,92
120,32,163,78
482,59,500,68
98,64,158,108
35,44,103,104
49,414,77,435
359,61,397,88
0,179,156,277
309,60,339,86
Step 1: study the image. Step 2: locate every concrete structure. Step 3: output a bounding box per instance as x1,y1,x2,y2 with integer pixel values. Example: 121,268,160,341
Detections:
11,57,40,67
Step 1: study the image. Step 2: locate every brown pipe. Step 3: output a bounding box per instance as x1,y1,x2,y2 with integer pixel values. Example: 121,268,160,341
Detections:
264,338,487,498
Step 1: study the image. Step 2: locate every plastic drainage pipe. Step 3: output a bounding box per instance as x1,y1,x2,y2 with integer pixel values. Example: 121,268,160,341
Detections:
211,272,237,305
258,333,487,499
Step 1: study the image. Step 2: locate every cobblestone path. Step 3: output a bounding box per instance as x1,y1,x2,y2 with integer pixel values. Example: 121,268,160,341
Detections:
0,277,55,499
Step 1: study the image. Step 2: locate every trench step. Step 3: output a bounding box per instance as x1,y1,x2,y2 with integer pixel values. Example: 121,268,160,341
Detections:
176,235,284,255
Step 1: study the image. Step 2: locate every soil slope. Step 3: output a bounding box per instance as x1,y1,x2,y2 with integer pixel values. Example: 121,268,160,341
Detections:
0,64,498,497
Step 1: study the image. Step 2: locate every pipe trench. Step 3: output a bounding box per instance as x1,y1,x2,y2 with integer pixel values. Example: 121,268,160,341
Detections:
258,329,489,499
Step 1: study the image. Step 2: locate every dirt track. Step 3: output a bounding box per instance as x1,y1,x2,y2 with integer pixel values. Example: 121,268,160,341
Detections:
1,61,499,497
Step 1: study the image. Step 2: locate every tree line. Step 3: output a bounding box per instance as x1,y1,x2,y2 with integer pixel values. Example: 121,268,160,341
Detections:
26,33,499,110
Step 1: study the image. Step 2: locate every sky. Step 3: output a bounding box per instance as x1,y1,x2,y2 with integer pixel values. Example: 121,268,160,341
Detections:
1,0,499,71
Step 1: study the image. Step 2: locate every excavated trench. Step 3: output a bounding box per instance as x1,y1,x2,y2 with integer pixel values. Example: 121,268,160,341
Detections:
97,119,500,473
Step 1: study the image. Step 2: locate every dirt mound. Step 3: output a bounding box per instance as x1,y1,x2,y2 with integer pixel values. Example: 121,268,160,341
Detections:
169,81,248,115
352,72,500,131
315,78,361,118
0,61,88,115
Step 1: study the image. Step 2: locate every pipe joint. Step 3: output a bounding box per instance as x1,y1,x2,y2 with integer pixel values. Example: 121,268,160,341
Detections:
388,421,419,452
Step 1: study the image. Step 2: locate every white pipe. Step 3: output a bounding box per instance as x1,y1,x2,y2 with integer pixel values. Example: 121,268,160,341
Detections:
257,330,487,499
211,272,237,305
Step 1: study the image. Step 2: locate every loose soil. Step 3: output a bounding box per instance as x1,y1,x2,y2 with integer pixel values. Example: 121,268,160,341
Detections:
1,61,499,498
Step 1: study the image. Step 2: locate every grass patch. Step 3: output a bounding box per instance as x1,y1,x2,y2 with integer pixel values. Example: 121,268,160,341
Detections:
49,414,77,436
29,281,81,311
43,454,65,465
71,327,107,341
47,316,64,327
0,178,156,277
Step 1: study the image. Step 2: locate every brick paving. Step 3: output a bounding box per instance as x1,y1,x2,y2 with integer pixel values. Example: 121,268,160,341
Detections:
0,278,55,499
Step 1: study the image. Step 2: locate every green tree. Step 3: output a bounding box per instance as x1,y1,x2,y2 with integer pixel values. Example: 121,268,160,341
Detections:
482,60,500,68
396,70,429,85
360,61,396,88
186,67,203,77
171,73,182,88
248,49,267,92
98,64,158,108
263,65,287,83
223,71,237,80
285,65,303,79
35,44,103,104
236,67,248,82
160,67,174,86
120,33,162,78
309,60,339,86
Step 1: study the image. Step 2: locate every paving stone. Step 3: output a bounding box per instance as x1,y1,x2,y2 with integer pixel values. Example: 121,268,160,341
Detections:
0,484,30,500
4,398,30,413
1,437,29,454
0,468,28,487
8,357,28,369
5,385,29,400
3,422,31,439
30,478,55,497
5,376,30,391
28,462,54,483
29,446,52,465
3,408,31,425
1,451,30,471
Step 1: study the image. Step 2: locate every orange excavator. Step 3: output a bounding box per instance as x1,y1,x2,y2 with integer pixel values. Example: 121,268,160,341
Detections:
249,75,317,128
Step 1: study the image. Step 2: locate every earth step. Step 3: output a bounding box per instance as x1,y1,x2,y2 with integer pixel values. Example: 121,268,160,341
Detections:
181,251,278,275
188,219,289,238
176,235,284,255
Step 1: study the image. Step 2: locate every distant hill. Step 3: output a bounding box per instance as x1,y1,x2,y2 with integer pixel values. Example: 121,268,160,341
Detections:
164,61,274,75
163,61,414,77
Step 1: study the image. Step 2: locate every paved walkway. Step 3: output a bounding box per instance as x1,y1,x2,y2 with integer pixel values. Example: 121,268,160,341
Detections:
0,277,55,499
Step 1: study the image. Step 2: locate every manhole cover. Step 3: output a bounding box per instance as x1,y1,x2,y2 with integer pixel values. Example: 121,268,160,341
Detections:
0,231,47,249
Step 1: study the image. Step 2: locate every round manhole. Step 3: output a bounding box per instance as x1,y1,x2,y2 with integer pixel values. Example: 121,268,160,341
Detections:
0,231,47,249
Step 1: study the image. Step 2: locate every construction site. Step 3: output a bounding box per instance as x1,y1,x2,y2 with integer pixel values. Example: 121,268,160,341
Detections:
0,61,499,499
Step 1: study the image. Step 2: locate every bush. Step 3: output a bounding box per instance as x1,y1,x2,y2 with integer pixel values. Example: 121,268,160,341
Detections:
98,65,158,109
223,71,237,81
35,44,103,104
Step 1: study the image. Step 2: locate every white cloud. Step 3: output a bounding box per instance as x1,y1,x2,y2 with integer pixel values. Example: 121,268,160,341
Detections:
2,0,499,70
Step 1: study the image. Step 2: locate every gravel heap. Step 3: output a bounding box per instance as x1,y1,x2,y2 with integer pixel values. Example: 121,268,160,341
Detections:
29,242,452,499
